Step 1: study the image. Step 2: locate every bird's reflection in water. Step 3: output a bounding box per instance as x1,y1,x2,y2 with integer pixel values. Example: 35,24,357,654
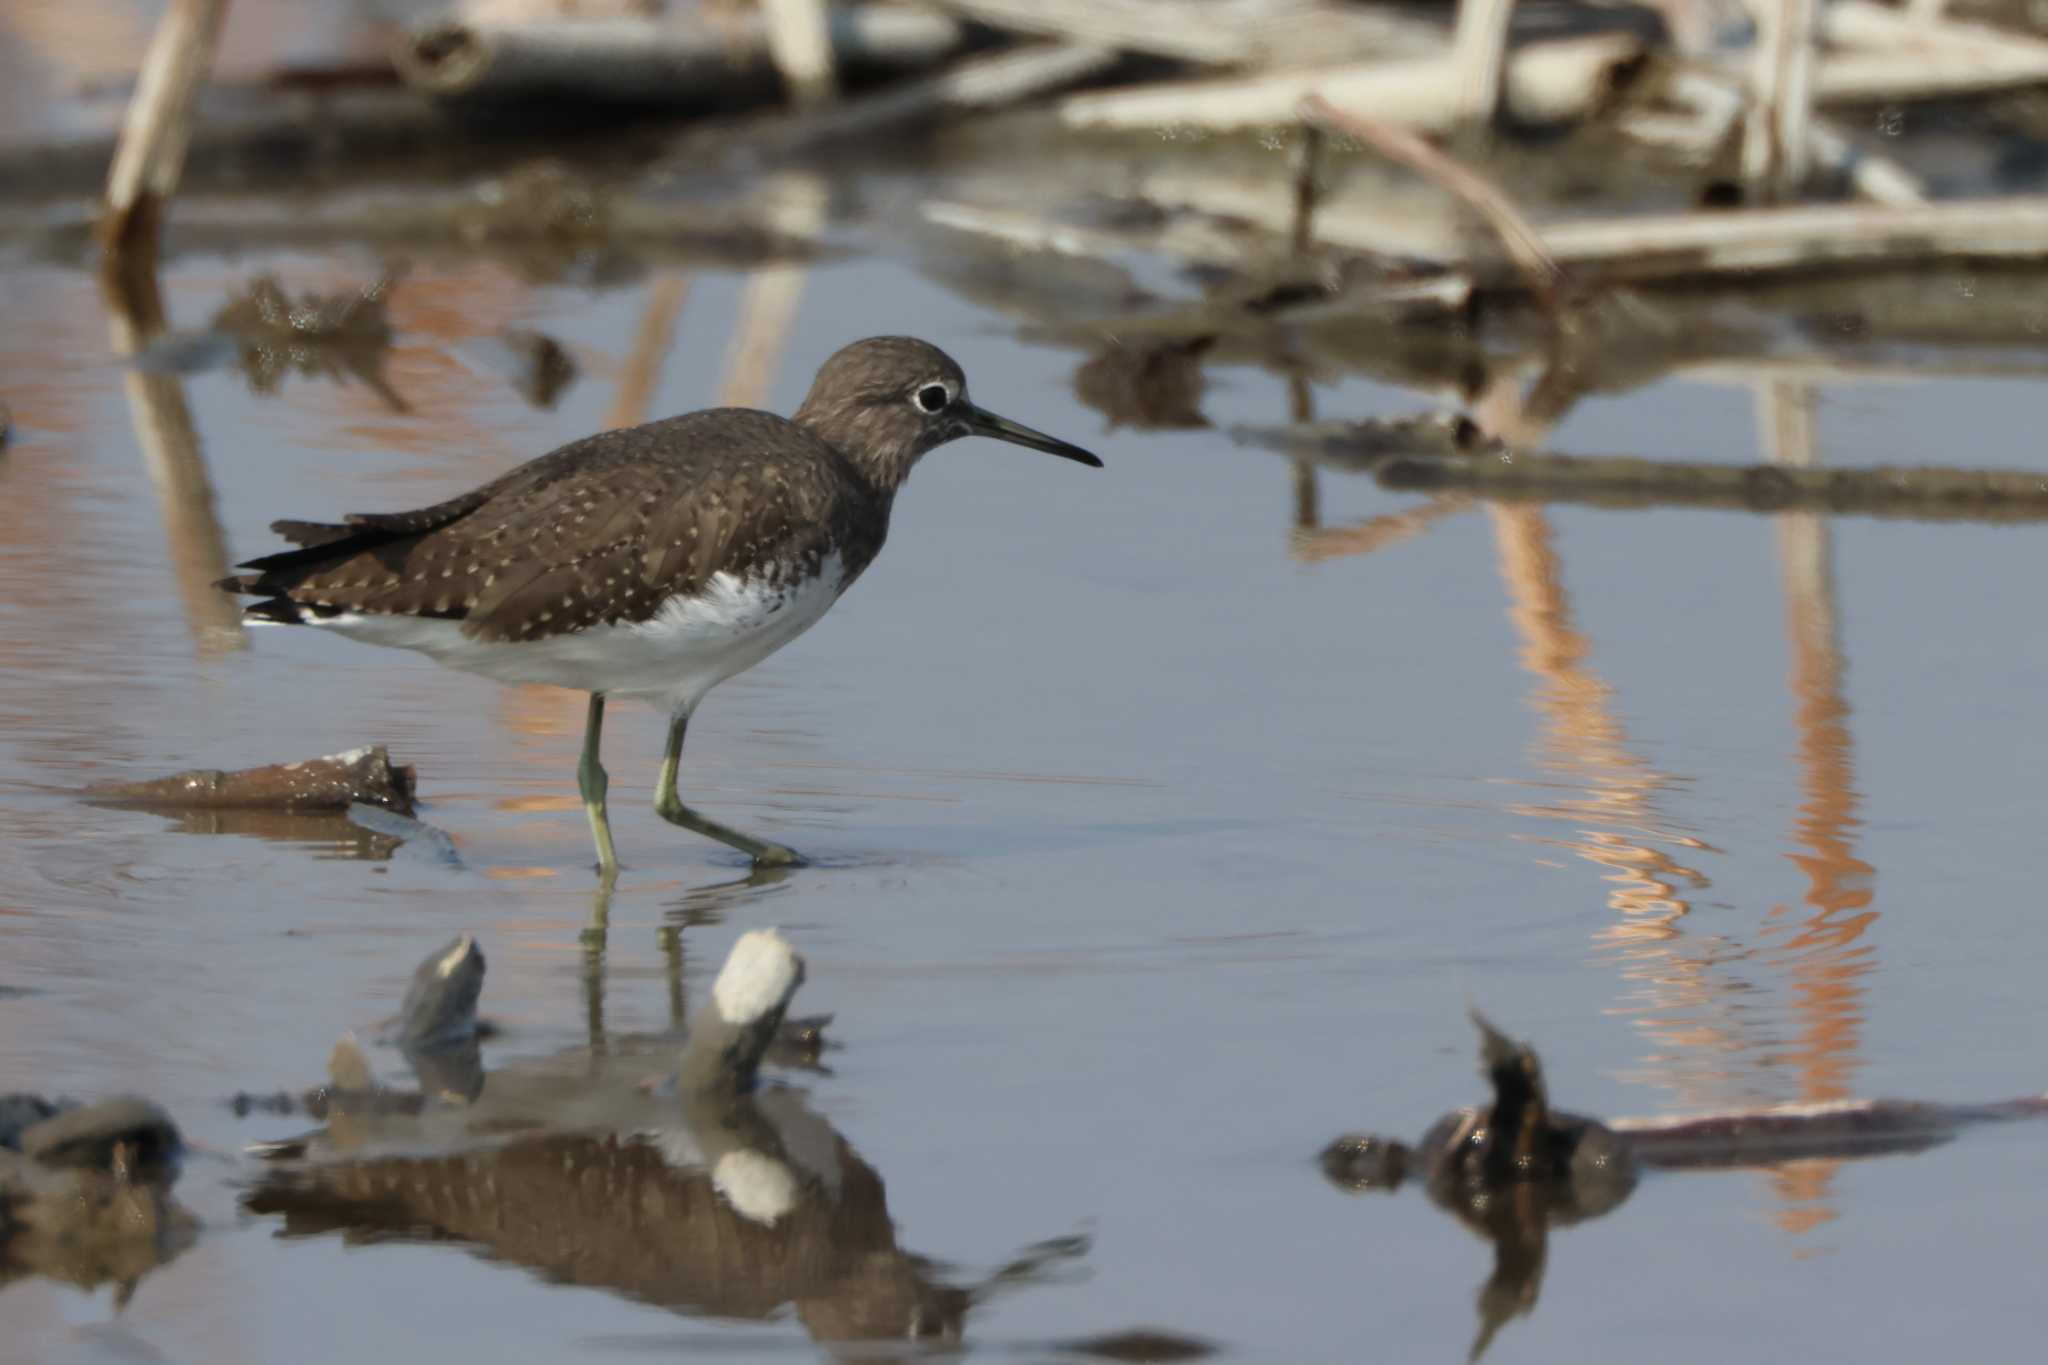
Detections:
243,923,1087,1355
246,1098,1003,1345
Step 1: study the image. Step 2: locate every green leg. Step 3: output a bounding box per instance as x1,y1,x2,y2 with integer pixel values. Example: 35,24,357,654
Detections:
653,712,804,867
579,693,621,877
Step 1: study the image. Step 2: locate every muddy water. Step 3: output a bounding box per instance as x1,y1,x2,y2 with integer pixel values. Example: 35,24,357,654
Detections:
6,218,2048,1360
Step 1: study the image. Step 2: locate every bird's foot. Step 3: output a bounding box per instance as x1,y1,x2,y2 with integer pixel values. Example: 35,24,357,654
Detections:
750,842,806,869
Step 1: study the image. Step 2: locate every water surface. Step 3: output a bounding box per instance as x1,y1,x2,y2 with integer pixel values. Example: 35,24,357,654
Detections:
5,113,2048,1365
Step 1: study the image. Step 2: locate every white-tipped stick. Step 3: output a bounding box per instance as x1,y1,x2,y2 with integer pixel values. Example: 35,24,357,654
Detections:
678,929,807,1097
713,930,805,1028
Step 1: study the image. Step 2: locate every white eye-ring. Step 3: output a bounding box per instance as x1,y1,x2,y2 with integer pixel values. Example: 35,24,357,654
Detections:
914,382,952,414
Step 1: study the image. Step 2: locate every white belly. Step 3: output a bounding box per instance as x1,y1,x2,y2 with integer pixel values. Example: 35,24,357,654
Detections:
307,554,848,715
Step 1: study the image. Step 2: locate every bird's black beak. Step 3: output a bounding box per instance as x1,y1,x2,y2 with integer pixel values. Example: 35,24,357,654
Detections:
962,403,1104,468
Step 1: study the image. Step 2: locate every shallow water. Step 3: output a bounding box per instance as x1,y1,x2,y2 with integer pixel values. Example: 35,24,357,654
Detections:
8,125,2048,1365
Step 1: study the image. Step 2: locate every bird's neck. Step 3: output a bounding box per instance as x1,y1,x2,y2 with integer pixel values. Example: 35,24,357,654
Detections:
794,405,924,494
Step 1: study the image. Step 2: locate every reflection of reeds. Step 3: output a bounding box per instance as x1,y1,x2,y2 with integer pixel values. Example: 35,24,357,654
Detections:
99,244,245,658
1757,380,1878,1235
1488,504,1756,1112
1292,494,1467,563
1491,506,1707,926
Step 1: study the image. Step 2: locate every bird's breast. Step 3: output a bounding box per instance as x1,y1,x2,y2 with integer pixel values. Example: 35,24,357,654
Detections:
615,551,851,708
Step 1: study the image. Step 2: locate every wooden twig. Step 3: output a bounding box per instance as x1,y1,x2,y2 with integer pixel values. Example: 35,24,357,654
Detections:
738,41,1118,156
929,0,1445,68
1817,2,2048,101
920,199,1260,270
1450,0,1514,125
1241,417,2048,521
393,8,958,101
1741,0,1817,196
761,0,839,107
1380,448,2048,521
1300,94,1565,309
1290,124,1323,256
1058,34,1642,133
1823,0,2048,55
1678,353,2048,386
102,0,229,250
1535,198,2048,280
1263,196,2048,283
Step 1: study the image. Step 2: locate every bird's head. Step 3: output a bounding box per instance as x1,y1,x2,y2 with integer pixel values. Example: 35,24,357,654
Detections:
794,336,1102,491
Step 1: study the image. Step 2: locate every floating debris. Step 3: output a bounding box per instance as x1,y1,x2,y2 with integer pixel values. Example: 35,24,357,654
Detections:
86,745,418,817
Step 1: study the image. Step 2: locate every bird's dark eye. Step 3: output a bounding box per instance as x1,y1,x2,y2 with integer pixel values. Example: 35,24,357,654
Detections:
915,383,950,414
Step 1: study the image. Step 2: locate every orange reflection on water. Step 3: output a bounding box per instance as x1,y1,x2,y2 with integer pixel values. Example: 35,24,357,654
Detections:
1490,506,1711,931
1758,503,1878,1235
1485,430,1880,1239
1291,495,1471,564
1488,504,1760,1114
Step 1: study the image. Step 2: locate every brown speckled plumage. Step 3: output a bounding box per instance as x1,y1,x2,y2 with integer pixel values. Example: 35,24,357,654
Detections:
226,409,891,643
220,339,1013,643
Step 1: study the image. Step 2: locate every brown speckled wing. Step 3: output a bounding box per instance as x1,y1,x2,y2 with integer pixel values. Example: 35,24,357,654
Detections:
223,410,866,640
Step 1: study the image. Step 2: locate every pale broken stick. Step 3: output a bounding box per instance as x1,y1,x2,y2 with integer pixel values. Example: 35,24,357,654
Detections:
929,0,1445,67
393,7,959,102
103,0,229,249
1817,1,2048,102
1535,197,2048,281
1059,34,1641,133
1449,0,1514,125
732,41,1119,157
